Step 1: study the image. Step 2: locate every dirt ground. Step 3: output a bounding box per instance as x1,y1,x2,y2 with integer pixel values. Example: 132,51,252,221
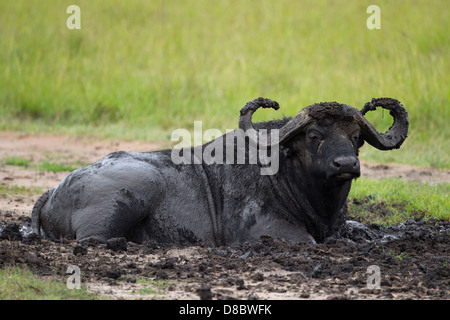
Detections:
0,131,449,300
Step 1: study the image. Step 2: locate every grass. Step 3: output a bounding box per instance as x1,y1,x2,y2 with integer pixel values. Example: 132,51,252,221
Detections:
117,276,178,296
1,155,86,172
0,263,176,300
348,177,449,225
0,0,448,168
0,185,43,199
0,265,100,300
134,279,178,296
36,161,79,172
2,156,31,167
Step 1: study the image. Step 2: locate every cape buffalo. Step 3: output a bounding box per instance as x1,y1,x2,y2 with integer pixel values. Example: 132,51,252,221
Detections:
31,97,408,245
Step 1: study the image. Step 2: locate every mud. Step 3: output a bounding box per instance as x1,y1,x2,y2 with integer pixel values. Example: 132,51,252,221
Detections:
0,215,448,300
0,132,449,299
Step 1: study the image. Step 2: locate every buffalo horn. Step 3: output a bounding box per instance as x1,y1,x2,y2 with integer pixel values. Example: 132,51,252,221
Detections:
357,98,409,150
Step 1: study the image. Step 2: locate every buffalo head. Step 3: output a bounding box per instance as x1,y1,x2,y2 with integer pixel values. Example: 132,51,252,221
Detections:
239,97,409,241
240,97,408,181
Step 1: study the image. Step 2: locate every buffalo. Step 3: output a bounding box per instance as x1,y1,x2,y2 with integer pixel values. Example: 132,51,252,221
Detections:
31,97,408,245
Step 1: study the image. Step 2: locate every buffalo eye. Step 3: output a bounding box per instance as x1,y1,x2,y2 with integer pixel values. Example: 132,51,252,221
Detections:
306,129,324,152
351,131,362,147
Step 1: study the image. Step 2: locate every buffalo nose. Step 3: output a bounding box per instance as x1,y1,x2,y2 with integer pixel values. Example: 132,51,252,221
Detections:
331,156,360,177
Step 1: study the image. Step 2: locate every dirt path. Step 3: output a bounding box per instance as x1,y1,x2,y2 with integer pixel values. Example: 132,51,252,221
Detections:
0,131,449,300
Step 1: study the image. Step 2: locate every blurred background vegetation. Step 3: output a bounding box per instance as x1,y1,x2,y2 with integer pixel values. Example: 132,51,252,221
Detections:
0,0,448,168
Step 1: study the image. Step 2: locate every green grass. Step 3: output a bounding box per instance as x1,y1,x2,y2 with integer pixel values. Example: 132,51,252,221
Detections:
37,161,78,172
2,156,31,167
0,185,43,199
0,266,100,300
0,0,448,168
134,279,177,296
1,155,87,172
117,276,178,296
348,177,449,225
